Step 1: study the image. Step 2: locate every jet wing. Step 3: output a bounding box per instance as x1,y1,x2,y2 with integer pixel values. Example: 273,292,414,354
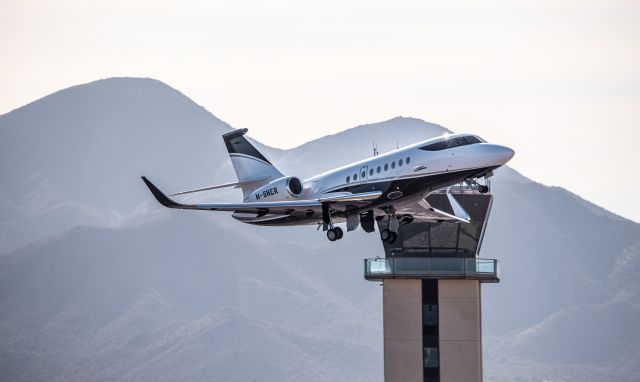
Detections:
396,193,471,223
142,177,381,214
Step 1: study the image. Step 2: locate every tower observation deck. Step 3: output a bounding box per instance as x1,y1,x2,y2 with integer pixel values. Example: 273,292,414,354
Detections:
366,187,497,382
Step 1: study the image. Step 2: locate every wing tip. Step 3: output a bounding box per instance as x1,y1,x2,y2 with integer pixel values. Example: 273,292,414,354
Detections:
141,176,180,208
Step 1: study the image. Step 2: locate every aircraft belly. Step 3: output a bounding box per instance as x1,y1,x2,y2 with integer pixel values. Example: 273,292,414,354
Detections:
326,166,497,205
231,166,498,227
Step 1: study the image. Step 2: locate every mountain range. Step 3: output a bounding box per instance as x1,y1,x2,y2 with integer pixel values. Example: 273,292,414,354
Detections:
1,78,638,381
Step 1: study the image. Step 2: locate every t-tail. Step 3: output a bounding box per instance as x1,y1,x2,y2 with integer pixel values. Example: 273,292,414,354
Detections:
222,128,284,199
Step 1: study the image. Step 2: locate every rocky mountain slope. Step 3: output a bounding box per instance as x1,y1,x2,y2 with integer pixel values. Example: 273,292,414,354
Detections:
1,78,638,382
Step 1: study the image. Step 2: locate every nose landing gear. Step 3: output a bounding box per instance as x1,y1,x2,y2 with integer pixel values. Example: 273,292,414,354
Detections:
466,178,490,193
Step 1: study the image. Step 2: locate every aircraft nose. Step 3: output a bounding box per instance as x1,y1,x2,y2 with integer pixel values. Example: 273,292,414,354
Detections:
496,145,515,164
482,144,515,165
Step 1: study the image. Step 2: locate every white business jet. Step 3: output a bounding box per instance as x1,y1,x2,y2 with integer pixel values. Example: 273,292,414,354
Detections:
142,128,514,242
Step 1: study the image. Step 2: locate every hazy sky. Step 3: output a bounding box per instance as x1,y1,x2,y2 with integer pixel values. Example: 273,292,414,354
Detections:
1,0,639,222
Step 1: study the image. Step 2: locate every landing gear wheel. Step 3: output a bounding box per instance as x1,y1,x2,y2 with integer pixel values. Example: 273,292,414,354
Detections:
327,227,343,241
478,185,489,193
387,232,397,243
381,229,397,243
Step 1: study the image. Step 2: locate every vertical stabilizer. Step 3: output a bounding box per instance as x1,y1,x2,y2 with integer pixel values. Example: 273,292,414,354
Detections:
222,129,283,199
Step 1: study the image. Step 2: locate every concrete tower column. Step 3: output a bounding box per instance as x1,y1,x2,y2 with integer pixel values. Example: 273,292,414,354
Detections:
383,279,423,382
438,280,483,382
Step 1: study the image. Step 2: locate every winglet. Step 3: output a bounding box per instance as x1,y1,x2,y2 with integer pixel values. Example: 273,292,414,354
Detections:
141,176,183,208
446,192,471,222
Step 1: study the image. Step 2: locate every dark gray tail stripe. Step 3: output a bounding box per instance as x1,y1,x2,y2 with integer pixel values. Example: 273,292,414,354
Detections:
223,128,272,164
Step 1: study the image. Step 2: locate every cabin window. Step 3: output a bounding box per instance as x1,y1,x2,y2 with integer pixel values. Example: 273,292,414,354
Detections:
361,170,366,178
377,166,381,173
406,157,411,164
346,175,350,183
369,168,374,176
399,159,403,167
353,173,358,180
391,161,396,169
384,164,389,171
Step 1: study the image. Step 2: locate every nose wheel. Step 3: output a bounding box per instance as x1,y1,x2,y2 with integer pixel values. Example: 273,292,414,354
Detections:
327,227,344,241
465,178,490,193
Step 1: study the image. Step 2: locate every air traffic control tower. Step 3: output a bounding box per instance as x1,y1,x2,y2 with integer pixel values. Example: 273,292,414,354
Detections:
365,187,498,382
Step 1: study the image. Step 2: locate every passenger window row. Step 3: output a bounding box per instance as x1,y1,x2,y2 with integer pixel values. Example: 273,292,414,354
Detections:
346,156,411,183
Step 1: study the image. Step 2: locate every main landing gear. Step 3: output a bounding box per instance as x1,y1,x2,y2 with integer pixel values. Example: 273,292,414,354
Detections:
326,226,344,241
380,229,397,243
379,206,399,244
322,202,344,242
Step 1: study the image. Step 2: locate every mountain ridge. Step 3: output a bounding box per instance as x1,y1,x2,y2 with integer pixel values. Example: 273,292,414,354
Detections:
0,77,638,382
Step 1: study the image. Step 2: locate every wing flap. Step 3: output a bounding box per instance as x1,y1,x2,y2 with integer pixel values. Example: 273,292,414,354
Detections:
320,191,382,203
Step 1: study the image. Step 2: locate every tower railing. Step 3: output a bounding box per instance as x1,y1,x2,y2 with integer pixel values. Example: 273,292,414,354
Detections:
364,257,499,282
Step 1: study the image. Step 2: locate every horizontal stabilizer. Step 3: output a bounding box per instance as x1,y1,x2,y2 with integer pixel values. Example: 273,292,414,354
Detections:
169,177,270,196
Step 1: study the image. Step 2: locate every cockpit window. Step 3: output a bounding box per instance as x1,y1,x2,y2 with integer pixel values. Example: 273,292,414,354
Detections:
419,135,482,151
462,135,481,145
447,139,459,149
420,140,449,151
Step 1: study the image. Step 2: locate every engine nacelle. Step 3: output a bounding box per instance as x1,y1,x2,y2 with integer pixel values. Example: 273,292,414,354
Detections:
248,176,304,202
